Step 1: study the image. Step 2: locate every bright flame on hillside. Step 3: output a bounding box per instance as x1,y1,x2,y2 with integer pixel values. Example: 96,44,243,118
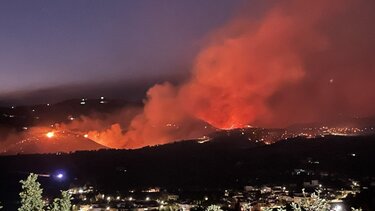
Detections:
46,132,55,138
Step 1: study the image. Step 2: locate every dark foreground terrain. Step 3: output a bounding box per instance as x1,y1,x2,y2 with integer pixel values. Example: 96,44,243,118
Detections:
0,134,374,209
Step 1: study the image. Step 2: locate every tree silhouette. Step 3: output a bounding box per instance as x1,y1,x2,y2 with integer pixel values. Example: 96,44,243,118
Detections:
18,173,45,211
48,191,72,211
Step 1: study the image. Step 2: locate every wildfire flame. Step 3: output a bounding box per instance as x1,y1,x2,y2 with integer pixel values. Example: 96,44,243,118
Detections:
46,132,55,139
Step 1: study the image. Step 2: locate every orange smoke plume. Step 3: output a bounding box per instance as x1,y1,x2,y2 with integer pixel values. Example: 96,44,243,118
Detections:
66,0,375,149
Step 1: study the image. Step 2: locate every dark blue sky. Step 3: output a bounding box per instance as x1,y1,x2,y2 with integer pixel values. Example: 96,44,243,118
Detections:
0,0,242,103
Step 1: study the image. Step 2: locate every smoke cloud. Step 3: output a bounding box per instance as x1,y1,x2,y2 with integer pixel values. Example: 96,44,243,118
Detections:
5,0,374,151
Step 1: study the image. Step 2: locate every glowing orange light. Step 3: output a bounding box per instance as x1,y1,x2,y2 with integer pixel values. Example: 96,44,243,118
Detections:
83,134,88,138
46,132,55,138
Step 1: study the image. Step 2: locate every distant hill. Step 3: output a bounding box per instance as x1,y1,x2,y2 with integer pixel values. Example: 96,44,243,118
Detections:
0,131,107,155
0,134,374,189
0,98,142,129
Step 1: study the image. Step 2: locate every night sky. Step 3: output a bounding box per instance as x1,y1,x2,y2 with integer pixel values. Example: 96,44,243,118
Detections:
0,0,242,104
